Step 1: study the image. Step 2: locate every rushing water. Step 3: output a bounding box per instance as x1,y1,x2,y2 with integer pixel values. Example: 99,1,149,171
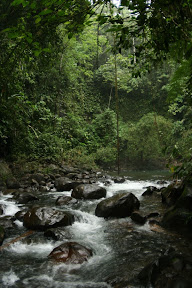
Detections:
0,171,192,288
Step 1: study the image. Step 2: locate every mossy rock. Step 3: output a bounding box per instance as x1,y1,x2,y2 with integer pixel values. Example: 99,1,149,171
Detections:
161,207,192,231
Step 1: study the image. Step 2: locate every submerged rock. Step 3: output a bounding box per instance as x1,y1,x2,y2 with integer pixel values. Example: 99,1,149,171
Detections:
48,241,93,264
72,184,106,199
23,206,74,231
95,192,140,218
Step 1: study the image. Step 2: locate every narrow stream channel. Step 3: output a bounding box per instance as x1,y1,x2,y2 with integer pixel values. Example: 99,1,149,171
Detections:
1,171,192,288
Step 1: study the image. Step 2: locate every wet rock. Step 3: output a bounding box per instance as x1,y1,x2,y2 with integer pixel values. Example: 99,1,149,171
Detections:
15,209,27,221
55,196,78,206
138,249,192,288
55,177,77,191
142,186,158,196
0,216,16,229
95,192,140,218
113,177,126,184
72,184,106,200
6,177,20,189
161,180,192,232
157,180,168,185
147,212,160,219
0,225,5,245
29,173,46,184
44,228,72,240
131,211,146,225
161,182,184,206
23,206,74,231
0,205,3,215
12,192,39,204
161,207,192,231
48,241,93,264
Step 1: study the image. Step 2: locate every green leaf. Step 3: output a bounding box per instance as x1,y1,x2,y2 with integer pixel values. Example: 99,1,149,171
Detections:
11,0,24,6
39,9,53,16
35,16,41,24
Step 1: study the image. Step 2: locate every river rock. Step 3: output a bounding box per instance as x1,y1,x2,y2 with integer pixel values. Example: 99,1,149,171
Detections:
55,177,77,191
6,177,20,189
113,177,125,183
0,205,3,215
95,192,140,218
161,182,184,206
12,192,39,204
0,216,16,229
48,242,93,264
44,228,72,240
23,207,74,231
29,173,46,184
131,211,146,224
161,180,192,231
15,209,27,221
0,225,5,245
138,248,192,288
72,184,106,199
56,196,78,206
142,186,158,196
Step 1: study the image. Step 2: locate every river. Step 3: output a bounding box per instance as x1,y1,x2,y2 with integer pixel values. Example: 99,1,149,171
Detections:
0,170,191,288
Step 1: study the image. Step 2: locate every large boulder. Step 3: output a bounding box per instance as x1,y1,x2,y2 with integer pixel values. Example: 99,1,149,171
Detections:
12,192,39,204
95,192,140,218
55,177,77,191
161,180,192,232
48,242,93,264
72,184,106,199
23,206,74,231
161,182,184,206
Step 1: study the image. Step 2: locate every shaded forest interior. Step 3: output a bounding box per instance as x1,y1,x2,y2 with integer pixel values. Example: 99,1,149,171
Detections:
0,0,191,176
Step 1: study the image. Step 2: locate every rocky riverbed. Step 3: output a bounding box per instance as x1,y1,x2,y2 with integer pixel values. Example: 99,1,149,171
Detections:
0,162,192,287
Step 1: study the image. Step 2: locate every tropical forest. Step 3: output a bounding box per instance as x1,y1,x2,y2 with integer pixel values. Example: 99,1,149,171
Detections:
0,1,192,288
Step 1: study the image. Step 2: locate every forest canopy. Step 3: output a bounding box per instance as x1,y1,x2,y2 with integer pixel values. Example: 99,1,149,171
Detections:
0,0,191,176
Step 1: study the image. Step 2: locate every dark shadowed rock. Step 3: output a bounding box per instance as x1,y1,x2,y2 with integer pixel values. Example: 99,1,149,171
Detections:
138,249,192,288
0,205,3,215
15,209,27,221
44,228,72,241
6,178,20,189
113,177,125,183
12,192,39,204
142,186,158,196
0,216,16,229
0,225,5,245
95,192,140,218
161,182,184,206
23,206,74,231
48,242,93,264
56,196,78,206
72,184,106,199
131,211,146,225
55,177,78,191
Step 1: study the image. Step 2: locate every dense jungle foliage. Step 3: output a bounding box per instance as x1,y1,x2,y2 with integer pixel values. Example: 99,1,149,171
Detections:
0,0,191,175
